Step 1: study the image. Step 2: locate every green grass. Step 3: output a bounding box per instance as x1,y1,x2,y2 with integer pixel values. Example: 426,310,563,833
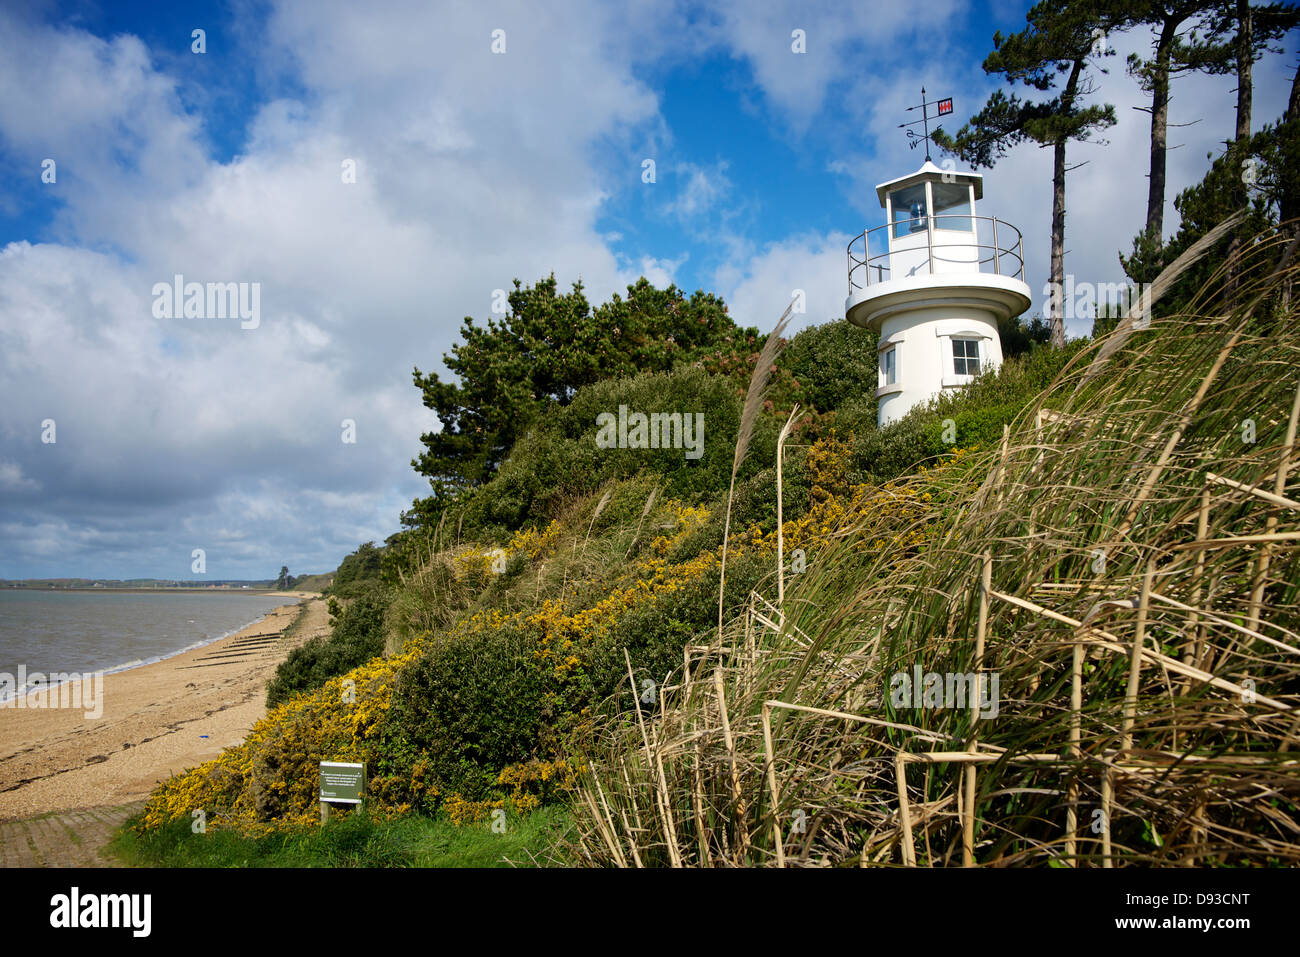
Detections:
108,806,573,868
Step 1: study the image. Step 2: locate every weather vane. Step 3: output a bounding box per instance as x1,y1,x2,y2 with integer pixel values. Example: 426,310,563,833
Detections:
900,86,953,162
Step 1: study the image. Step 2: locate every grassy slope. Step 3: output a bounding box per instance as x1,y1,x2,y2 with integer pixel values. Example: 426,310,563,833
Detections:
291,572,334,593
122,321,1088,866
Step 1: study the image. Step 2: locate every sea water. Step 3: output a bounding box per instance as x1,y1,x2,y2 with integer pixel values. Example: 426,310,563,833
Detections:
0,590,291,703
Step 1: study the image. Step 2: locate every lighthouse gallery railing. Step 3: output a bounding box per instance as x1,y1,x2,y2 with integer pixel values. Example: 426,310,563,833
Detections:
847,214,1026,293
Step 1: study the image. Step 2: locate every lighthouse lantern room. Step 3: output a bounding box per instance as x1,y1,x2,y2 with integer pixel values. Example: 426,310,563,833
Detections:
846,93,1032,427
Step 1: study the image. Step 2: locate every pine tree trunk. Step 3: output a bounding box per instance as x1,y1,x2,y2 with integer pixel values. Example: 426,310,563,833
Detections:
1145,18,1180,247
1225,0,1254,302
1235,0,1253,144
1048,60,1083,350
1290,58,1300,124
1050,136,1067,350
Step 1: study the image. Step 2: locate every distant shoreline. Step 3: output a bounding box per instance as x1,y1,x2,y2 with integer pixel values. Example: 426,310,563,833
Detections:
2,587,320,595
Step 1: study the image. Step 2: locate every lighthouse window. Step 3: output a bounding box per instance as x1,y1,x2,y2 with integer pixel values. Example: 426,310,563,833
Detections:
881,346,897,385
932,182,973,232
952,337,981,376
891,184,929,238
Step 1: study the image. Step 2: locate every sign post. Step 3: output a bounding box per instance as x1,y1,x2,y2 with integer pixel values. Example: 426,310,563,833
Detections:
319,760,365,823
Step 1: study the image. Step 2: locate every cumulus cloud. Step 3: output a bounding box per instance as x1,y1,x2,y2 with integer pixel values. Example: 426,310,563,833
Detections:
715,230,852,333
632,254,690,288
0,1,672,578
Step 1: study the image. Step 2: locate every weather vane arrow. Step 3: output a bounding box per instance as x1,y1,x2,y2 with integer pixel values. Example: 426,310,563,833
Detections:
899,86,953,162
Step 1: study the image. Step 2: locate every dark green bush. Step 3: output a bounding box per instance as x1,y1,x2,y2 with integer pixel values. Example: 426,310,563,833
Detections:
781,319,879,414
327,542,386,599
384,622,551,804
451,365,761,538
267,590,388,707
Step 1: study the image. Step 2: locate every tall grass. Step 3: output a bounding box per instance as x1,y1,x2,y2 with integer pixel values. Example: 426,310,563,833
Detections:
718,304,793,637
572,230,1300,867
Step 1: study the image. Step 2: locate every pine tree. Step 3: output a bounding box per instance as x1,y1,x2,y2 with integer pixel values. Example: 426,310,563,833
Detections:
1121,2,1299,284
1118,1,1224,252
410,275,753,512
933,1,1117,348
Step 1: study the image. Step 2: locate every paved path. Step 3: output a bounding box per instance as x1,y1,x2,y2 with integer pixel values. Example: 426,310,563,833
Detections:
0,801,145,867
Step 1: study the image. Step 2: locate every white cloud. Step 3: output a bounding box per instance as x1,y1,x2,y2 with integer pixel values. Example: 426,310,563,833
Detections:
0,461,39,493
664,160,733,221
716,230,852,333
0,0,673,577
633,254,689,288
704,0,964,130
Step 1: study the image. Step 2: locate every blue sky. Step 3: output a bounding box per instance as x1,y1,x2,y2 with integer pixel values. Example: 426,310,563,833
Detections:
5,0,1038,293
0,0,1295,579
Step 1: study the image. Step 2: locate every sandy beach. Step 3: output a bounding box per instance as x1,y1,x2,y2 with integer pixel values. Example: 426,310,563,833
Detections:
0,594,328,821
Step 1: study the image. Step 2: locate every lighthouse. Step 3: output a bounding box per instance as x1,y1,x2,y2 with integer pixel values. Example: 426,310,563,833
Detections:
845,94,1031,427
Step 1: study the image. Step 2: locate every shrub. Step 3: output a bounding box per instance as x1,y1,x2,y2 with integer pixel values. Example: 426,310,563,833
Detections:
267,590,389,707
780,319,879,414
327,542,386,599
590,549,772,704
384,622,552,804
451,365,756,537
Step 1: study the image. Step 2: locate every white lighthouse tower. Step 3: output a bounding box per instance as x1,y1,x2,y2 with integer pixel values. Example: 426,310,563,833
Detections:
845,93,1031,427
